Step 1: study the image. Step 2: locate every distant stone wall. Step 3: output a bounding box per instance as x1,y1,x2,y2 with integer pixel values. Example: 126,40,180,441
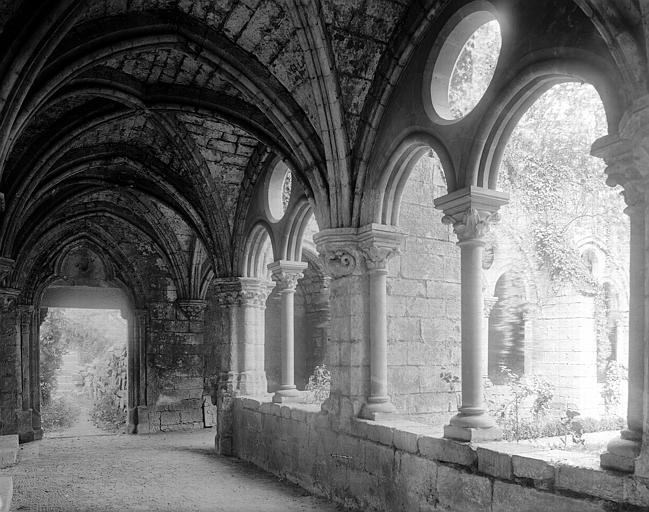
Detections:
531,294,600,416
233,397,649,512
387,155,461,425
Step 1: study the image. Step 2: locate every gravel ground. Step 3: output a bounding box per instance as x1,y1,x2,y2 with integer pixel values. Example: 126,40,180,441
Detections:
1,429,343,512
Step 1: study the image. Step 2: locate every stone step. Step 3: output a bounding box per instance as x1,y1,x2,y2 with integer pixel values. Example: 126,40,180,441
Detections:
0,477,11,512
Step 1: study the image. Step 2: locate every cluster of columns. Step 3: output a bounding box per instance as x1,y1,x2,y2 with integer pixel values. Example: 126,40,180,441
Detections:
0,281,40,443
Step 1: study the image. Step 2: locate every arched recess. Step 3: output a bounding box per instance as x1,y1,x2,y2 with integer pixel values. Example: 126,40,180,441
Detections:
382,146,459,426
281,198,316,262
470,58,624,189
242,223,276,280
360,131,455,226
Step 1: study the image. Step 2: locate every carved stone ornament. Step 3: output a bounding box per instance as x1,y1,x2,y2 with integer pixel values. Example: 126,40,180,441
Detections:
0,287,20,312
313,227,363,278
177,299,208,321
212,278,274,307
322,249,360,277
591,135,647,212
442,207,499,242
268,261,307,292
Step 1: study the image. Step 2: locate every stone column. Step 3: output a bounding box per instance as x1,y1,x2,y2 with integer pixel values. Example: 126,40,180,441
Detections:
483,297,497,380
314,224,404,425
435,187,508,442
211,278,273,455
358,224,404,420
133,309,148,408
592,134,645,473
16,304,34,442
0,286,20,437
268,261,308,403
314,228,369,423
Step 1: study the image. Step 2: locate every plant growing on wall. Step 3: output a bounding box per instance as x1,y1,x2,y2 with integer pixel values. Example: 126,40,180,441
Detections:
39,309,70,406
86,345,128,431
601,361,627,416
304,364,331,403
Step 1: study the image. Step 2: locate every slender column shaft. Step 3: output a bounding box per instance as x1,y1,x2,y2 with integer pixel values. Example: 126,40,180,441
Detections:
458,239,487,413
368,268,388,402
627,204,644,435
280,288,296,389
435,190,508,441
269,261,306,402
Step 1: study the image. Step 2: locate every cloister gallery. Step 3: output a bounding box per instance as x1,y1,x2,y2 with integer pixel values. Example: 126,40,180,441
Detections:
0,0,649,510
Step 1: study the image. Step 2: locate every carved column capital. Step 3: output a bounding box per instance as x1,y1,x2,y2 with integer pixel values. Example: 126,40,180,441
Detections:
358,224,405,272
176,299,208,321
268,260,308,292
313,228,364,278
314,225,405,277
211,278,274,308
435,187,509,243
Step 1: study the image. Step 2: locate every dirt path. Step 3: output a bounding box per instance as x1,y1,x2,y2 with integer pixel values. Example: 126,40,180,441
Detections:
1,429,343,512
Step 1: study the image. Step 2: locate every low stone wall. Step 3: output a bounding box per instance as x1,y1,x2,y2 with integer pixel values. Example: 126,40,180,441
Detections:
233,397,649,511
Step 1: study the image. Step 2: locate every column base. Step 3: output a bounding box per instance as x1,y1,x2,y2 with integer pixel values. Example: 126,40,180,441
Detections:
272,387,303,403
444,423,503,442
600,430,641,473
359,399,398,421
32,428,43,441
444,409,502,442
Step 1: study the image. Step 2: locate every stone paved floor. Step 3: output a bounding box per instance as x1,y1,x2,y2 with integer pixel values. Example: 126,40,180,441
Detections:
1,429,343,512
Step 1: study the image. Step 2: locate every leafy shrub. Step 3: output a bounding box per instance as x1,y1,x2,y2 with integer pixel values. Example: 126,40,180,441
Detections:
41,397,80,431
601,361,627,415
304,364,331,403
87,346,128,432
39,310,70,406
90,392,127,432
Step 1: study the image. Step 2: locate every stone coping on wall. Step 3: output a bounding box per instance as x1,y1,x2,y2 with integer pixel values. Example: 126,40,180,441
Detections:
236,397,649,509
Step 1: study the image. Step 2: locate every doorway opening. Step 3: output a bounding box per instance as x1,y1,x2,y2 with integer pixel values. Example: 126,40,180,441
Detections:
40,308,128,437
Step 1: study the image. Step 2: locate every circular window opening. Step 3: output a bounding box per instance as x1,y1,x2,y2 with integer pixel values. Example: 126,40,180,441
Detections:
430,12,501,121
267,161,292,222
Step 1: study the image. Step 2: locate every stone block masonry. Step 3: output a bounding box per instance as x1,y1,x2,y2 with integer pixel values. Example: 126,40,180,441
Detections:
137,300,206,433
232,397,649,511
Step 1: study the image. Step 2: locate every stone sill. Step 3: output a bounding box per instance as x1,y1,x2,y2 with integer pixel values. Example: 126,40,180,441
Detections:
237,396,649,508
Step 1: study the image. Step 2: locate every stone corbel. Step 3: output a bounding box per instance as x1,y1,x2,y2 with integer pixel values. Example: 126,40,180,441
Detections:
0,258,15,288
591,135,647,213
176,299,208,321
0,287,20,312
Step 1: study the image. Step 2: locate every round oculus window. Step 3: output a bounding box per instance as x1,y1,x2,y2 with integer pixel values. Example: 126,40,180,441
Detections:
430,11,501,121
266,161,292,222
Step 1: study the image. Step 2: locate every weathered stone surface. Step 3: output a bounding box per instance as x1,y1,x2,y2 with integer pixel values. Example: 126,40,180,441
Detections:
436,465,491,512
418,436,477,467
556,464,625,502
477,447,513,480
512,453,556,482
493,481,606,512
